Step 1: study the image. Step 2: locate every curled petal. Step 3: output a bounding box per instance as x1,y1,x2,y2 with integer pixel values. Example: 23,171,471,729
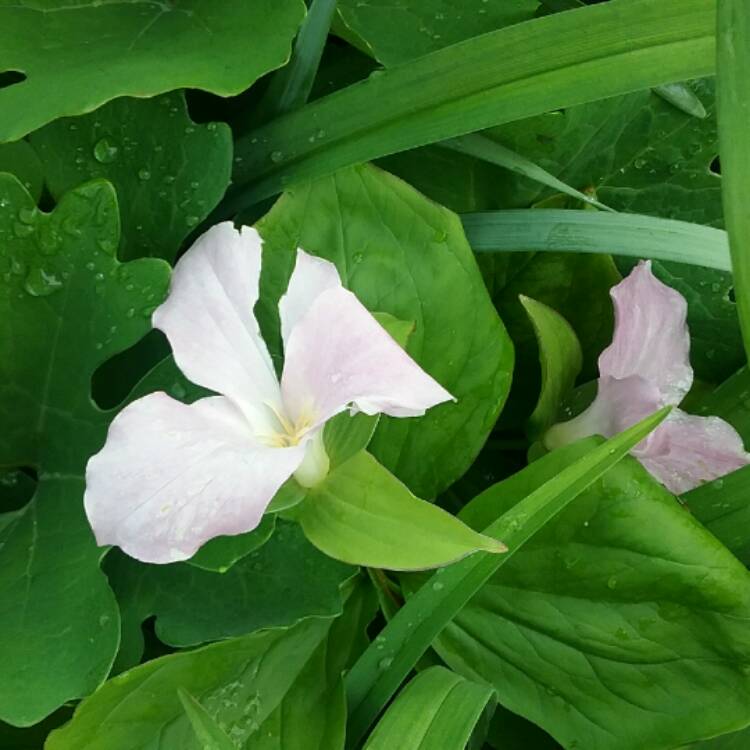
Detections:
280,286,454,427
599,261,692,405
152,223,281,435
279,249,342,346
638,410,750,495
84,393,305,564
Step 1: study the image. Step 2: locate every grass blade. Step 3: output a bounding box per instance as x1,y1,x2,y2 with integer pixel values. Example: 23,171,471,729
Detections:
226,0,715,212
440,134,613,212
717,0,750,362
344,407,670,748
461,209,731,271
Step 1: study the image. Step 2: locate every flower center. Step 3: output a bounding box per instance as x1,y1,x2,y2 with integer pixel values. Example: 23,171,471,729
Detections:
260,402,314,448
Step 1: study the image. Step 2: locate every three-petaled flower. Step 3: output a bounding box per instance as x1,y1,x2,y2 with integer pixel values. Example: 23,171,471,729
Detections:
545,261,749,493
85,223,453,563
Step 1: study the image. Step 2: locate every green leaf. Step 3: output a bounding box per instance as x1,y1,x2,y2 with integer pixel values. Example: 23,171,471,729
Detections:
178,689,235,750
520,295,582,439
336,0,538,67
463,209,732,272
229,0,715,208
425,441,750,750
257,164,513,498
30,92,232,263
0,140,43,200
46,578,374,750
188,515,277,573
0,0,306,143
344,408,669,747
717,0,750,363
299,451,505,570
105,521,354,672
0,176,170,725
362,667,495,750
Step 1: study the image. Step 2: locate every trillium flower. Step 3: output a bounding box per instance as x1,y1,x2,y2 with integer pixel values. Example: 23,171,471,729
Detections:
545,261,749,494
85,223,453,564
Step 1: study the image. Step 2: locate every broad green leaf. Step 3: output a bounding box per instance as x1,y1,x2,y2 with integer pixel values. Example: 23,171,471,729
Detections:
691,726,750,748
422,441,750,750
257,164,513,498
520,295,582,439
30,92,232,263
363,667,495,750
188,515,277,573
299,451,505,570
47,579,375,750
344,408,668,747
228,0,715,208
105,521,353,672
336,0,538,67
462,209,732,272
178,689,235,750
0,176,170,725
0,140,43,200
717,0,750,363
0,0,306,142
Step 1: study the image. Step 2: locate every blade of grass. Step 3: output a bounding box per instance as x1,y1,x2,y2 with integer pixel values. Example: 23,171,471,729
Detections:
252,0,337,124
439,134,613,212
461,209,731,271
717,0,750,363
224,0,715,214
344,407,670,748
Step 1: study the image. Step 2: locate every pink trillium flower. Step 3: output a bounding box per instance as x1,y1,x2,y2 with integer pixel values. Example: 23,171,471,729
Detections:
84,223,453,564
545,261,749,494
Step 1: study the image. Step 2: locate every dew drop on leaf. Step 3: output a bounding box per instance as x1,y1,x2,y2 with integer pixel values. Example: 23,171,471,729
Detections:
93,137,119,164
24,266,63,297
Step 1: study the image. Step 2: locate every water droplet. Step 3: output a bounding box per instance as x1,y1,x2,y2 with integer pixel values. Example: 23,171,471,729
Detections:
18,207,37,224
93,138,119,164
352,251,364,264
607,576,618,590
185,215,199,227
13,222,35,238
431,580,444,591
125,307,136,318
270,150,284,163
378,657,394,670
163,175,176,184
137,168,151,181
24,266,63,297
633,158,646,169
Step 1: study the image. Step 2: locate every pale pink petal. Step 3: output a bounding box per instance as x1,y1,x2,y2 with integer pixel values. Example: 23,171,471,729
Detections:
152,223,282,435
545,375,662,450
84,393,305,564
279,249,342,346
638,409,750,494
280,286,454,427
599,261,692,405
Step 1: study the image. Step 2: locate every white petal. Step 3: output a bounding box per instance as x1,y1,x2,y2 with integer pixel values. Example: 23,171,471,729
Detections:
638,409,750,494
599,261,692,405
84,393,305,564
280,286,454,428
152,222,281,435
279,248,342,346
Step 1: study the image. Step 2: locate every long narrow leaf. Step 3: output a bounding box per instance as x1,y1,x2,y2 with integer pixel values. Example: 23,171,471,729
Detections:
717,0,750,362
440,134,613,212
461,209,731,271
226,0,715,212
344,407,670,748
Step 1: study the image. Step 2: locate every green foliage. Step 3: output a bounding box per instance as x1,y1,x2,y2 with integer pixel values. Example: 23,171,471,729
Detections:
0,175,170,725
431,441,750,750
363,667,495,750
0,0,306,142
0,141,43,200
520,295,582,439
30,92,233,262
257,164,513,497
105,521,354,671
298,451,504,569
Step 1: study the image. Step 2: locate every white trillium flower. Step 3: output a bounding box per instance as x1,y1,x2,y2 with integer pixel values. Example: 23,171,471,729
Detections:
545,260,750,494
84,223,453,564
